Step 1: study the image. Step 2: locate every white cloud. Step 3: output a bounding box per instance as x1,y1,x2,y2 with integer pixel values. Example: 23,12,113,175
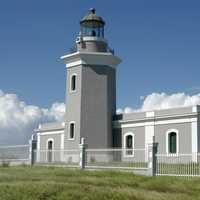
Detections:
118,92,200,114
1,90,200,145
116,108,123,114
124,107,135,114
0,90,65,145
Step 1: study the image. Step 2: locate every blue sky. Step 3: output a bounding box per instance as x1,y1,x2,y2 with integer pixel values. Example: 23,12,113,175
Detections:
1,0,200,109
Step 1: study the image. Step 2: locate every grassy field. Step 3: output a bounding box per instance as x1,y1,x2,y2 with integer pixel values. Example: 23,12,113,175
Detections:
0,166,200,200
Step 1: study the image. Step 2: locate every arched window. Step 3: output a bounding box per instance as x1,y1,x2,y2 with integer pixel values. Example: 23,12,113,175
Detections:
169,132,177,153
47,139,54,163
48,140,53,150
166,130,179,154
70,74,77,92
123,132,134,157
69,122,75,140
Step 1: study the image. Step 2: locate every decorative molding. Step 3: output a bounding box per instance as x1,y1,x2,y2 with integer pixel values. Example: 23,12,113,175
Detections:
39,130,64,136
37,133,41,150
192,106,197,113
60,133,65,162
146,111,155,118
82,36,107,43
61,134,64,149
61,51,121,68
114,117,198,129
191,121,198,162
145,124,155,161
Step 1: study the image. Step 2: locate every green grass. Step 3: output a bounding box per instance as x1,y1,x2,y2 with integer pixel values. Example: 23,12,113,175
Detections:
0,166,200,200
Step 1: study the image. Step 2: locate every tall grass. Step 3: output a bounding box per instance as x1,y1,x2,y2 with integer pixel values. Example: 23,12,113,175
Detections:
0,166,200,200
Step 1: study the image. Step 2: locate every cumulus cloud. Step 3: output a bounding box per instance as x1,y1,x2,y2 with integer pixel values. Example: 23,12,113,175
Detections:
117,92,200,114
0,90,65,145
2,90,200,145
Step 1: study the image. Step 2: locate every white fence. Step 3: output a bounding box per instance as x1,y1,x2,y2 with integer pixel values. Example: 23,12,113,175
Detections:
33,147,150,175
33,149,80,167
156,153,200,177
85,148,147,170
0,144,30,165
1,142,200,178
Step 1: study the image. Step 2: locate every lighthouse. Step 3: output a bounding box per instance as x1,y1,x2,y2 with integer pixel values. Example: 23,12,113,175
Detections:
61,8,121,149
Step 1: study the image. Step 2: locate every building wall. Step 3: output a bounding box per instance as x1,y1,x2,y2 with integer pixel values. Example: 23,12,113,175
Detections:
113,128,122,148
197,114,200,152
77,38,107,52
113,108,199,159
80,65,116,148
155,107,193,117
38,132,64,163
65,65,82,150
39,134,62,150
121,126,145,149
120,126,146,162
154,122,192,154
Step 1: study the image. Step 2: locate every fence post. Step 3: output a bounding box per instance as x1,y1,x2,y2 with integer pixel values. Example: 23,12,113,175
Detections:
79,137,87,169
29,135,37,166
147,137,158,176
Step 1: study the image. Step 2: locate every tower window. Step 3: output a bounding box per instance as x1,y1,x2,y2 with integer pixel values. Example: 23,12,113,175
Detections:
70,74,77,92
69,122,75,140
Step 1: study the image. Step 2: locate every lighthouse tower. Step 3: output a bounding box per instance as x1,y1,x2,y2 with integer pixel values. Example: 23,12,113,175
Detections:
61,8,121,149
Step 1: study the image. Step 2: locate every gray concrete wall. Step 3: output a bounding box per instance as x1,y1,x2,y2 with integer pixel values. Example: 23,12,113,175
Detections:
154,122,192,154
65,63,116,149
121,126,145,149
121,126,146,162
155,107,193,117
39,122,64,131
113,128,122,148
114,112,146,121
77,39,107,52
39,134,62,162
198,115,200,152
65,65,82,150
40,134,62,150
80,65,116,148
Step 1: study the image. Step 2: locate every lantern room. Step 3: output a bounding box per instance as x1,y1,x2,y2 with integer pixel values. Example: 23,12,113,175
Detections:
80,8,105,38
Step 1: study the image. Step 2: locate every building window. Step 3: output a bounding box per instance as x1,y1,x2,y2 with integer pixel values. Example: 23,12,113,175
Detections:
47,139,54,163
169,132,177,154
70,74,77,92
69,122,75,140
124,132,134,157
166,129,179,155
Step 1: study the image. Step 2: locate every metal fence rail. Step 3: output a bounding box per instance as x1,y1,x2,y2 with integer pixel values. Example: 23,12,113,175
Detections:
85,148,148,170
2,140,200,178
156,153,200,177
0,144,30,165
33,149,80,167
33,148,149,172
